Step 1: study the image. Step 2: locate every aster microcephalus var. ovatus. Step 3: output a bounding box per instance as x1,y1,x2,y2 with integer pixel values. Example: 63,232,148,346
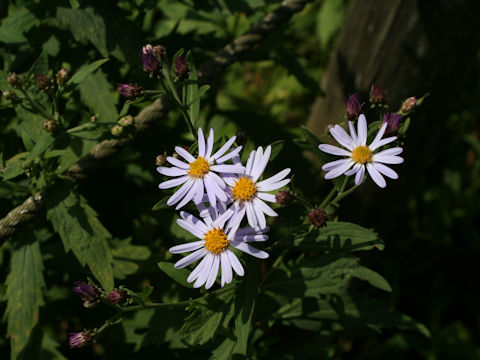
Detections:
169,205,269,289
157,128,245,209
318,114,403,188
223,146,291,228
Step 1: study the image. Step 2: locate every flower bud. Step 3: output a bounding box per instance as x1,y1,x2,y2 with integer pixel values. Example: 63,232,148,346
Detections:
90,115,97,123
345,93,364,121
156,154,167,166
308,208,327,228
117,83,144,99
56,68,69,87
275,190,294,205
400,96,417,114
118,115,134,127
369,84,387,105
69,330,95,348
152,45,166,60
382,112,401,134
43,119,58,132
7,72,22,88
111,125,123,136
174,56,190,81
140,44,162,77
36,73,51,91
2,90,17,102
106,289,128,304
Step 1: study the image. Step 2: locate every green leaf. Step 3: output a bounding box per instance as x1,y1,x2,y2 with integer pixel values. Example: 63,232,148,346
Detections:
180,301,224,345
186,62,200,126
4,236,45,360
316,0,348,49
290,222,385,252
112,238,151,279
157,262,192,288
0,7,39,44
268,140,284,161
351,266,392,292
232,259,259,356
78,70,118,122
68,58,110,85
56,7,108,57
45,184,114,290
211,337,236,360
25,134,54,163
152,196,169,211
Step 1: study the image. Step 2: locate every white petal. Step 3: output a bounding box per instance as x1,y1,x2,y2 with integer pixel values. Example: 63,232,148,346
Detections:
205,175,228,202
324,160,354,179
211,135,236,160
253,202,266,229
205,255,220,289
256,168,291,187
194,253,214,288
246,201,257,227
344,163,361,176
253,198,278,217
357,114,367,145
231,241,269,259
366,163,386,188
180,212,209,233
205,129,214,158
252,146,271,182
372,162,399,179
187,255,209,283
234,234,268,242
216,146,242,164
373,154,404,164
226,249,244,276
176,219,205,239
167,156,189,169
256,192,276,203
169,240,205,254
348,121,359,146
210,164,245,174
331,125,354,150
234,226,269,236
368,122,387,150
175,146,195,163
355,165,365,185
211,207,235,229
175,179,201,209
373,147,403,157
157,166,187,177
257,178,290,192
174,248,207,269
245,150,256,176
322,158,352,172
166,179,194,205
198,128,206,157
205,178,217,207
159,175,189,189
194,179,204,204
369,136,397,151
318,144,351,157
229,204,246,229
220,252,232,286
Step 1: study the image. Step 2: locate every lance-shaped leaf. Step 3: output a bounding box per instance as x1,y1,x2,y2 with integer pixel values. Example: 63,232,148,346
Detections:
45,184,114,290
4,237,45,360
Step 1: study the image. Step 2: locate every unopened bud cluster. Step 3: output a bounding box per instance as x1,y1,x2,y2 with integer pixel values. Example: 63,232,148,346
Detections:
308,208,328,228
369,84,387,106
345,94,364,121
275,190,294,205
112,115,135,136
400,96,417,114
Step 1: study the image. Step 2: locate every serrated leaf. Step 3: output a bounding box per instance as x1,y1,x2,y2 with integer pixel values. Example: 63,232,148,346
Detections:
78,70,117,122
68,58,109,85
45,184,114,290
157,262,192,288
0,7,39,44
112,239,150,279
290,222,384,252
4,236,45,360
180,303,224,345
25,134,54,163
56,7,108,57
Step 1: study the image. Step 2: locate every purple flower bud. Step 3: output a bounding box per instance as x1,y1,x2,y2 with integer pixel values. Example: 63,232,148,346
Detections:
73,282,98,302
152,45,166,60
345,94,364,121
69,330,95,348
106,289,128,304
7,72,22,88
308,208,327,228
275,190,294,205
382,112,401,134
56,68,69,87
140,44,162,77
117,83,144,99
174,56,189,81
400,96,417,114
36,73,51,91
369,84,387,105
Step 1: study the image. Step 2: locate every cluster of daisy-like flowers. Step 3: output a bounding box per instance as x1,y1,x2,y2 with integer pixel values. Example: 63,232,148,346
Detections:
157,128,290,289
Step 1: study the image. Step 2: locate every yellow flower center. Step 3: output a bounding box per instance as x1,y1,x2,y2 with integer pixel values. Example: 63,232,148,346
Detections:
204,228,229,254
188,157,210,178
351,146,372,164
232,177,257,201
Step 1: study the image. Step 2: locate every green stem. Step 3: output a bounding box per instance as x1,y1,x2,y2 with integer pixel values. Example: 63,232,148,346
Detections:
319,186,337,209
19,89,51,119
96,312,123,335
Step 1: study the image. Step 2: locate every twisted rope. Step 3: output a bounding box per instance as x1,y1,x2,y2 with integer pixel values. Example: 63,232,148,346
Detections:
0,0,314,241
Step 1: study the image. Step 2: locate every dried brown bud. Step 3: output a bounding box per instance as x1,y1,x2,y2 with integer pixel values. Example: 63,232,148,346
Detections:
156,154,167,166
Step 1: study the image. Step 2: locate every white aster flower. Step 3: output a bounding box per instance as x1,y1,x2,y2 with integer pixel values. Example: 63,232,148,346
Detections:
157,128,245,209
169,205,269,289
318,114,403,188
223,146,291,229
